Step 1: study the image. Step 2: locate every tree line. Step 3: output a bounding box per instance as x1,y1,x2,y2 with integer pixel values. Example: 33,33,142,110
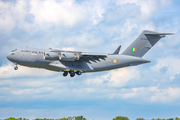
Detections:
2,116,180,120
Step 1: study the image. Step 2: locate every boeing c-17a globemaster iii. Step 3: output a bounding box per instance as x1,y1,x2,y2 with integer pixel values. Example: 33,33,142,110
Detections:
7,30,173,77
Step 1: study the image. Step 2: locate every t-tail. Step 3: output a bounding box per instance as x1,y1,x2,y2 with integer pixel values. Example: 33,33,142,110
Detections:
121,30,174,57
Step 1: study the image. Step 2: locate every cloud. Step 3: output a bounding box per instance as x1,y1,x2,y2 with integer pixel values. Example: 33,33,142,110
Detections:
1,2,180,120
2,52,180,103
0,0,106,34
63,33,103,48
0,63,55,79
150,87,180,102
116,0,172,19
85,67,140,88
114,86,180,103
0,1,17,32
27,0,107,30
30,0,85,27
151,56,180,81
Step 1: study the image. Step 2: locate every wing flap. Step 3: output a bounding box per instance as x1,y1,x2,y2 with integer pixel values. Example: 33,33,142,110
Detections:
80,52,107,63
81,52,107,56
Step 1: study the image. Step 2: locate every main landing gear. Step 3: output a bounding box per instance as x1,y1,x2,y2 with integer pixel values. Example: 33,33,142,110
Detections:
69,70,75,77
63,70,82,77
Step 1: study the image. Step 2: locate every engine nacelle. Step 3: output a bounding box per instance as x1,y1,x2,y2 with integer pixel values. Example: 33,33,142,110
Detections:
44,52,60,60
59,52,79,61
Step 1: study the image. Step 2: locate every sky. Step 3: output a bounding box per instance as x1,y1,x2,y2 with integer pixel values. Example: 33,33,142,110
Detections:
0,0,180,120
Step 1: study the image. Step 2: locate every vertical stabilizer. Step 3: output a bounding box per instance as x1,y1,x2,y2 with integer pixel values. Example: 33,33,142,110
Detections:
121,30,173,57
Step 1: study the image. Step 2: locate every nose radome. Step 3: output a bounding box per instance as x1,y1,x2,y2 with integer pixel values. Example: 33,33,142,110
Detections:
7,53,11,60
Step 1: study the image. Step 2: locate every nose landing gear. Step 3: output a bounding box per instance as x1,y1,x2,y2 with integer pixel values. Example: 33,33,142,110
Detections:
14,66,18,70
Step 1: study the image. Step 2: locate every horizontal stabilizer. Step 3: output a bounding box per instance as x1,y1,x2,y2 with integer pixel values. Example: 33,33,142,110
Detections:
145,33,174,35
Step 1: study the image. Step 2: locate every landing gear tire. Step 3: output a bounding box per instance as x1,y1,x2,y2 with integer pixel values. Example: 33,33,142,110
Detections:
63,71,68,77
14,66,18,70
69,70,75,77
70,73,75,77
76,71,82,75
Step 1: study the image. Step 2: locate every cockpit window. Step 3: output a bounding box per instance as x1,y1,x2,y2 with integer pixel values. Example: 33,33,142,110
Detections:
11,50,17,52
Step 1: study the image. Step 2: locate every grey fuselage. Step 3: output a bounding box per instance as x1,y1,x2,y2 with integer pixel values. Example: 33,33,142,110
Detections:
7,48,150,73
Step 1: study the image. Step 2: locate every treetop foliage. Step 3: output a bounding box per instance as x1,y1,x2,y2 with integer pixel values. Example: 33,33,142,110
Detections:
112,116,129,120
2,116,180,120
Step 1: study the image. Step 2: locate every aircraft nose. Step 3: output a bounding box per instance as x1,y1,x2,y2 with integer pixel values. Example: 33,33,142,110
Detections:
7,53,11,60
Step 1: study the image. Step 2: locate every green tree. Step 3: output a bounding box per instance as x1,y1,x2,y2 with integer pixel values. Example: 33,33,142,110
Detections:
34,119,40,120
112,116,129,120
5,117,20,120
167,118,174,120
176,118,180,120
56,117,68,120
136,118,146,120
75,116,86,120
75,116,87,120
157,118,162,120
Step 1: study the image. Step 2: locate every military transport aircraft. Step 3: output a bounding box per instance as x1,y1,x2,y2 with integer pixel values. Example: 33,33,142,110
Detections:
7,30,173,77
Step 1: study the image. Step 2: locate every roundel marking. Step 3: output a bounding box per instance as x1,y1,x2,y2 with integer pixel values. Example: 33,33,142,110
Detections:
113,59,117,63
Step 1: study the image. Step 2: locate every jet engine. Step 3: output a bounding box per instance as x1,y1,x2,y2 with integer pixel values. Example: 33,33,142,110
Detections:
44,52,79,61
59,52,79,61
44,52,60,60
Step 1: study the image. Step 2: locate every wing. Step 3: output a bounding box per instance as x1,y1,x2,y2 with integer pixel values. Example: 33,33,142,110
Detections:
50,50,107,63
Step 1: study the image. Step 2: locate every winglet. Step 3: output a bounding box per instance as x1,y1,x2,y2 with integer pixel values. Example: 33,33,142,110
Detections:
113,45,121,54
